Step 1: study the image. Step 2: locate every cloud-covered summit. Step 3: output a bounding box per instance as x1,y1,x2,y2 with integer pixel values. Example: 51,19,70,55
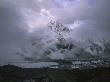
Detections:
0,0,110,66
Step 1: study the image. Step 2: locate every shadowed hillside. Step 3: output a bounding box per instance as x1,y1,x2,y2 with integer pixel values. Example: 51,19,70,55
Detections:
0,65,110,82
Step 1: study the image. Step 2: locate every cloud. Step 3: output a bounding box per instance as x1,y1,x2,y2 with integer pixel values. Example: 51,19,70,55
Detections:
0,0,110,66
50,0,110,22
50,0,110,40
0,0,28,64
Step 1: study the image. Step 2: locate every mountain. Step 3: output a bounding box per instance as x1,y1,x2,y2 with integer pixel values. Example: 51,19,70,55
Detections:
16,20,110,63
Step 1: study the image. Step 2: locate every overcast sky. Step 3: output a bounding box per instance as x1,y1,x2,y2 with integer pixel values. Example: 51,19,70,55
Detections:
0,0,110,66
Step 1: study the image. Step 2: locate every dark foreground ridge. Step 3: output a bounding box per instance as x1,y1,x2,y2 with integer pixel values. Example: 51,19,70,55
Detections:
0,64,110,82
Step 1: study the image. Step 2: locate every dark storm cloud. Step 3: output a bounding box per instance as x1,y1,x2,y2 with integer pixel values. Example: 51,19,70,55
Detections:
0,0,28,64
0,5,26,43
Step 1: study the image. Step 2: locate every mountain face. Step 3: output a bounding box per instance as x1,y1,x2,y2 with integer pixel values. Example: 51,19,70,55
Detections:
16,20,110,63
47,20,71,42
